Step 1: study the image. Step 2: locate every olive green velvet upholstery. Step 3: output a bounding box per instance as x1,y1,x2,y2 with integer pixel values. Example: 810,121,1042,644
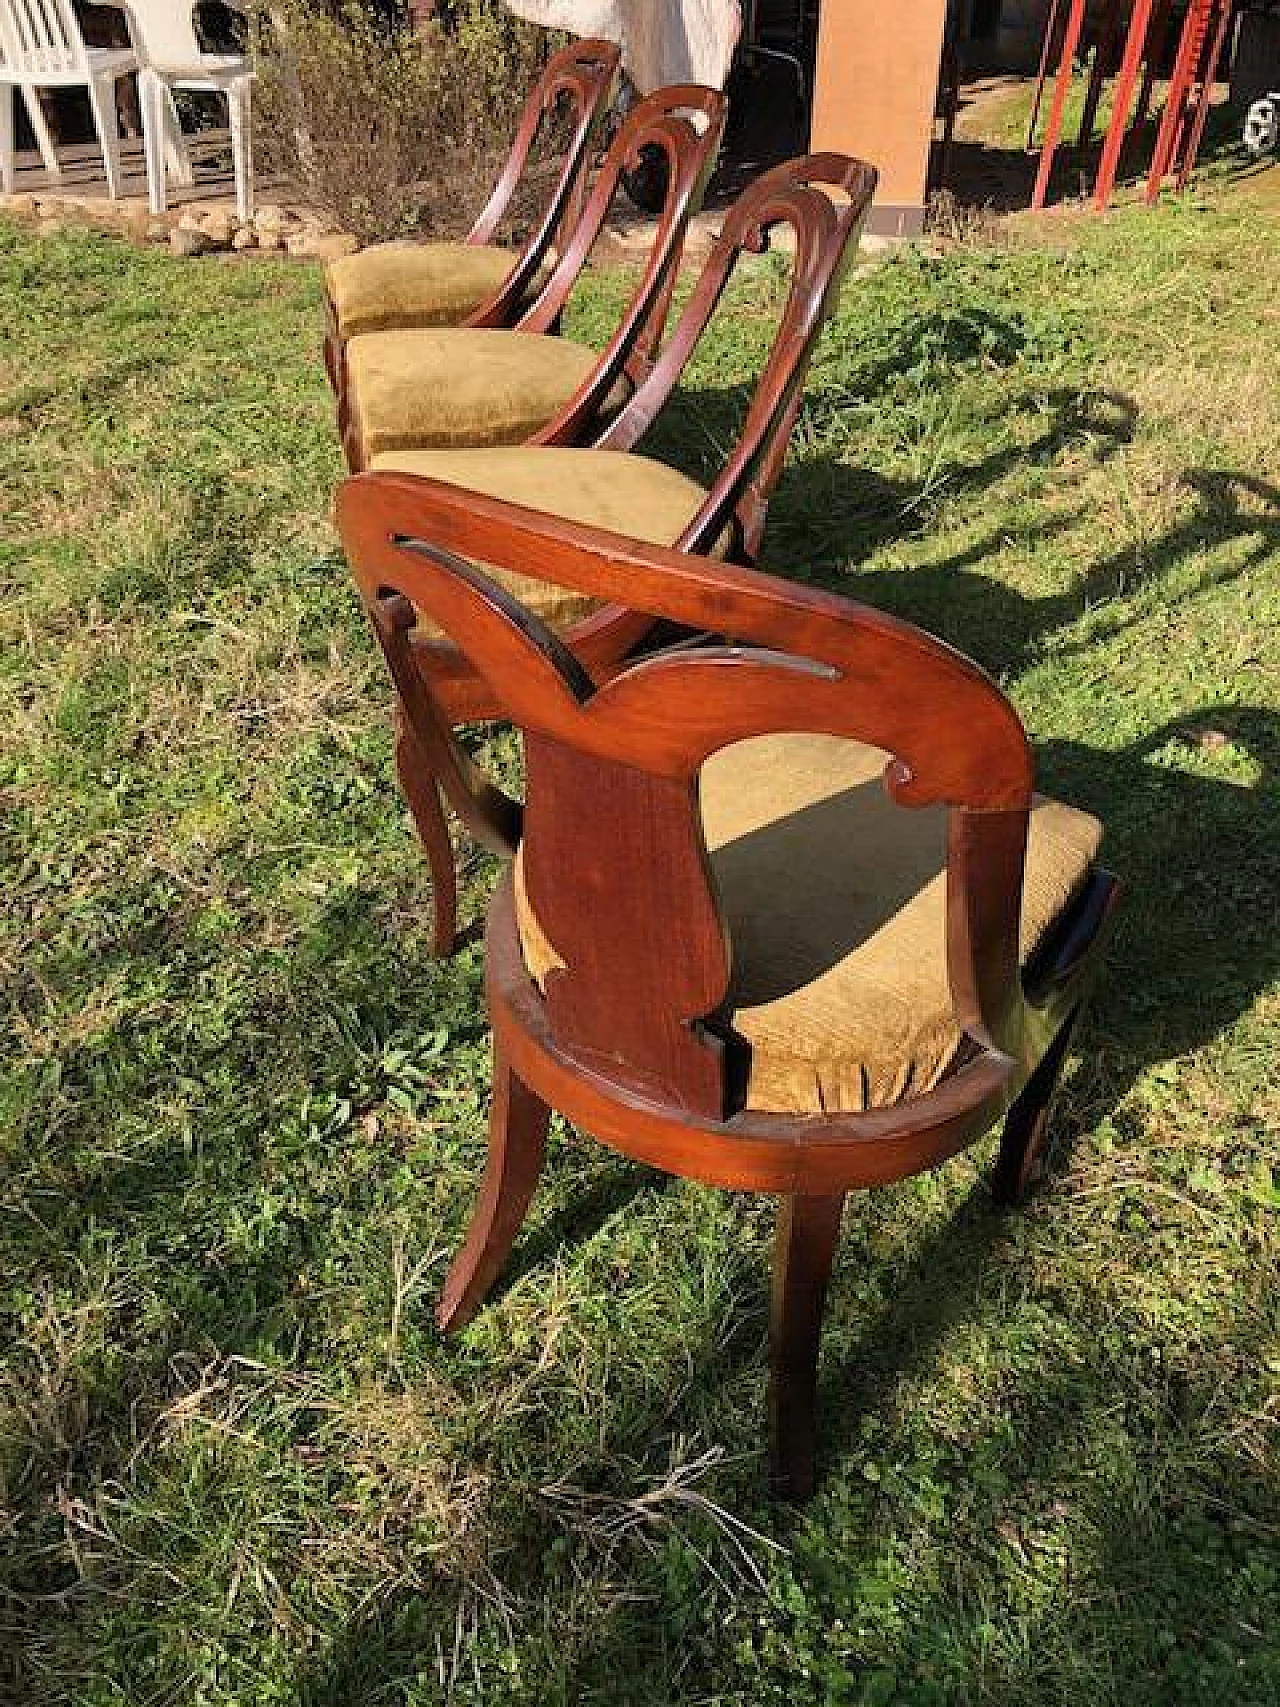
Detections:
515,733,1104,1116
326,242,517,339
346,328,632,460
367,445,731,631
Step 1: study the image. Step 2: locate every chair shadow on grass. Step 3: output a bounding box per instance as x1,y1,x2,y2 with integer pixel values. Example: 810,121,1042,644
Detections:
814,466,1280,683
660,380,1274,686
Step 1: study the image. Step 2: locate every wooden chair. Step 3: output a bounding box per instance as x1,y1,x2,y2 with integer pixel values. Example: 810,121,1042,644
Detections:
337,475,1121,1499
336,82,729,472
322,37,620,393
362,152,877,955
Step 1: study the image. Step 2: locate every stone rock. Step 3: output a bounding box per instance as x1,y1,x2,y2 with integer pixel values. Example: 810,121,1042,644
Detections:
285,229,359,261
201,210,236,244
253,203,293,232
255,229,284,252
170,225,215,257
2,193,38,217
147,220,172,243
118,205,154,236
177,210,206,233
82,201,125,230
231,225,258,251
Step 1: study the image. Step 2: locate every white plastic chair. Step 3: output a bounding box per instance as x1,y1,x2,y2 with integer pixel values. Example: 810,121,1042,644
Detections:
0,0,153,198
121,0,254,220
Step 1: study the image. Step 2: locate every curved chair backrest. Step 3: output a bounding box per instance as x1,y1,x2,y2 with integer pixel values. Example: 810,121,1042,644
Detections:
570,152,878,562
462,36,621,328
118,0,238,71
0,0,89,75
513,83,729,418
338,473,1035,1121
468,35,619,244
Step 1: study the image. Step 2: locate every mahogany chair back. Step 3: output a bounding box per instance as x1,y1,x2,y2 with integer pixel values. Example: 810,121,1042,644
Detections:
460,36,622,330
532,147,880,559
537,152,878,562
507,82,729,400
465,38,618,244
341,473,1035,1119
321,37,619,390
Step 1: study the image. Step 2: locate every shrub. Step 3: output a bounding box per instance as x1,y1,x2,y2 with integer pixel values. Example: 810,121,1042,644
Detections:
251,0,557,243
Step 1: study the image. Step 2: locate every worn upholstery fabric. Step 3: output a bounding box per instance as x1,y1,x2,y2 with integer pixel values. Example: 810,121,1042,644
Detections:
347,327,631,459
514,732,1103,1115
366,445,730,630
326,241,517,339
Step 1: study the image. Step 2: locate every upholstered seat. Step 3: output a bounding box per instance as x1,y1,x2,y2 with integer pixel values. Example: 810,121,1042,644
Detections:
516,732,1103,1116
367,446,731,630
346,328,632,461
326,242,521,340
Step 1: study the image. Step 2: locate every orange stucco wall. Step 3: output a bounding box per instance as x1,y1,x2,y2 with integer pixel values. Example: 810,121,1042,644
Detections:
809,0,948,233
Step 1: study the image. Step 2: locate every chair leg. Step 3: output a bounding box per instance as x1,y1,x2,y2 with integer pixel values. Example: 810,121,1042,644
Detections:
20,86,62,181
323,328,342,395
1,88,13,196
228,79,254,223
769,1192,846,1501
992,1005,1082,1207
437,1043,550,1333
163,85,194,187
395,719,458,956
139,72,166,217
340,396,364,472
86,74,124,200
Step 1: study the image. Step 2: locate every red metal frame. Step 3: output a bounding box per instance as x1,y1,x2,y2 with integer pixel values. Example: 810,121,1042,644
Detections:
1031,0,1089,209
1145,0,1234,203
1093,0,1156,210
1078,0,1128,147
1030,0,1237,214
1026,0,1067,152
1175,0,1236,189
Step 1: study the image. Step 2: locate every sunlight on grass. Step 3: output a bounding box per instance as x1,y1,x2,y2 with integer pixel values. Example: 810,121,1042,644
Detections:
1,199,1277,1705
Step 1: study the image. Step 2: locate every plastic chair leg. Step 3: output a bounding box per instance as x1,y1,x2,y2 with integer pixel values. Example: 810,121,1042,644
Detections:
163,86,194,187
229,79,254,222
20,85,62,181
1,88,13,195
139,73,166,216
86,73,123,199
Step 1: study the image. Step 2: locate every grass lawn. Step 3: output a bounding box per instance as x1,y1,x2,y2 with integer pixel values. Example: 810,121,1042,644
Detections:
2,173,1278,1705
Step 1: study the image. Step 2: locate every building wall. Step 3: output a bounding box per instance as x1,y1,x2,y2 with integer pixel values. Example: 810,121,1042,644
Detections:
809,0,950,236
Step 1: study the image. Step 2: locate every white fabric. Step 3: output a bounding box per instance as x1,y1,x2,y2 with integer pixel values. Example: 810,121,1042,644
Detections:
502,0,741,94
